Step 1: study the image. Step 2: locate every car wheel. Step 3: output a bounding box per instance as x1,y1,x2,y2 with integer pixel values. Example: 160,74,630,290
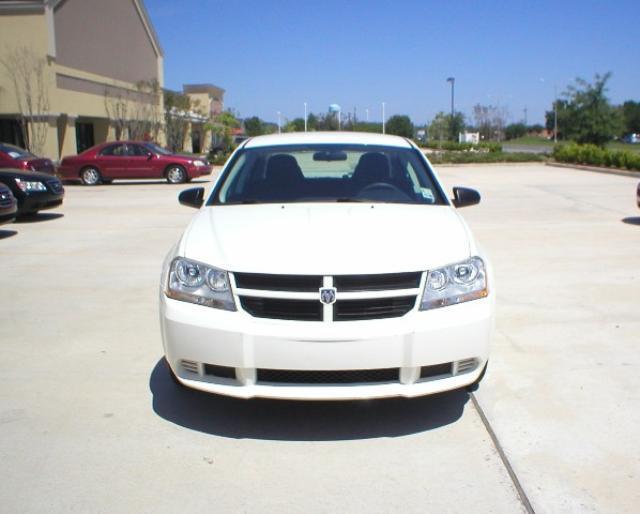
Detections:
166,165,187,184
80,166,101,186
466,361,488,392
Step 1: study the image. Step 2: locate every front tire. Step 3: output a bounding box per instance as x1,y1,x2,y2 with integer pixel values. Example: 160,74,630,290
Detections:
166,165,187,184
80,166,102,186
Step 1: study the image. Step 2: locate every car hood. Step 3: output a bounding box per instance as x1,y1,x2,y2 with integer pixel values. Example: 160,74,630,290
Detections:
180,203,472,275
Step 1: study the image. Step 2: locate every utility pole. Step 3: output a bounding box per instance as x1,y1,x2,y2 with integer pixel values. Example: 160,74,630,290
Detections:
553,84,558,143
304,102,307,132
524,107,528,125
382,102,386,134
277,111,281,134
446,77,455,117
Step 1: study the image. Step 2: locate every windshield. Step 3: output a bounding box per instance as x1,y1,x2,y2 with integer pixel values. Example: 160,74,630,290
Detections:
210,144,446,205
144,142,173,155
0,143,35,160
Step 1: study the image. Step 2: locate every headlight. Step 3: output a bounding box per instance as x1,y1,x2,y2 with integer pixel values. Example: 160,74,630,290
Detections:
166,257,236,311
193,159,206,167
15,178,47,192
420,257,487,310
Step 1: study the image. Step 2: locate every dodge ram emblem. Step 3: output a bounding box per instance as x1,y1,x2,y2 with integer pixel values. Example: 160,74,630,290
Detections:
319,287,337,305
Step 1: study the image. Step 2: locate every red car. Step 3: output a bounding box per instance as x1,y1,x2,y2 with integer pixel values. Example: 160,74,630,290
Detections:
57,141,213,185
0,142,56,175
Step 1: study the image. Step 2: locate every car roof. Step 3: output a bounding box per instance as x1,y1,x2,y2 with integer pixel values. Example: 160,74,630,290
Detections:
243,131,412,149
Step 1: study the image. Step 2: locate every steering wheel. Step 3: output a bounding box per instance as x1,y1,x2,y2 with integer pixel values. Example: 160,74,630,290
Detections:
356,182,413,202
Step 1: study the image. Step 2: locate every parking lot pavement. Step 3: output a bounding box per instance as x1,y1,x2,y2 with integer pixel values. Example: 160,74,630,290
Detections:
0,177,522,514
437,164,640,513
0,165,637,513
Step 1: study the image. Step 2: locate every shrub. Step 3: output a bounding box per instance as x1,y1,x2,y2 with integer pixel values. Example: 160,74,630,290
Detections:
427,151,544,164
422,141,502,152
552,143,640,171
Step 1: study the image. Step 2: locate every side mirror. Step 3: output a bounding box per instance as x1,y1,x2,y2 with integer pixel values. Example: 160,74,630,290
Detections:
179,187,205,209
146,153,153,160
452,187,481,208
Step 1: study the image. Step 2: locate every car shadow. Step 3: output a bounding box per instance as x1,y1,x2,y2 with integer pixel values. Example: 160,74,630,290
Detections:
14,212,64,224
0,229,17,239
622,216,640,226
149,358,469,441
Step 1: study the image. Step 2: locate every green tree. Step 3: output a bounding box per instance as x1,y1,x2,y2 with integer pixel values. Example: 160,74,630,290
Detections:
210,110,240,153
621,101,640,134
385,115,414,138
447,112,465,141
555,73,621,146
306,113,319,131
428,112,450,143
163,89,192,152
244,116,265,136
285,118,305,132
505,123,527,140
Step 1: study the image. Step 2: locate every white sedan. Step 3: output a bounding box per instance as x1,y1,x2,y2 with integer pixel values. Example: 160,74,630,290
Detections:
160,132,493,400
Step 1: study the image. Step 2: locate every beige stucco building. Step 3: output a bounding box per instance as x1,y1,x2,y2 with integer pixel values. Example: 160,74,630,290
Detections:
0,0,163,160
182,83,225,153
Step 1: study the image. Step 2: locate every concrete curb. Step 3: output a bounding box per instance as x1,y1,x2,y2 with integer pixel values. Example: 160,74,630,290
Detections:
546,161,640,179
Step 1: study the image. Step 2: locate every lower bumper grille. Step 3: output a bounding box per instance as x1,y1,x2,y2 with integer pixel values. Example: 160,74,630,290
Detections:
257,368,399,384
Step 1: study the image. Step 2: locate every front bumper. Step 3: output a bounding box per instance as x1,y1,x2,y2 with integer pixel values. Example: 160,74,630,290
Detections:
160,294,493,400
187,164,213,178
19,192,64,214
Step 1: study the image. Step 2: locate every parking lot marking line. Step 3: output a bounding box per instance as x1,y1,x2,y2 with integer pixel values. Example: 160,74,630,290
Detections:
470,392,535,514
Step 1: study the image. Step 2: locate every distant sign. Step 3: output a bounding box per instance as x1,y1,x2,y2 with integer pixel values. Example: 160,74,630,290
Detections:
328,104,341,113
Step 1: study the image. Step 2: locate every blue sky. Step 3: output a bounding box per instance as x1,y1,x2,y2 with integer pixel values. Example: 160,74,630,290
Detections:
145,0,639,126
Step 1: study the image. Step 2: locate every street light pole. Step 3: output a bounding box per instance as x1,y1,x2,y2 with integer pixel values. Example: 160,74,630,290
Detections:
304,102,307,132
446,77,455,117
553,84,558,143
382,102,386,134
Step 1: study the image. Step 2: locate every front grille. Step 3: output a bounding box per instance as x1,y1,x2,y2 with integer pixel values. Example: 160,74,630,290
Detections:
334,296,416,321
334,272,421,291
234,272,322,292
237,272,422,322
257,368,399,384
240,296,323,321
46,179,64,194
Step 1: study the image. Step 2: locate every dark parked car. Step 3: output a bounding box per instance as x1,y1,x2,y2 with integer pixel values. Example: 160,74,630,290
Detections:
57,141,213,185
0,169,64,216
0,143,56,174
0,183,18,225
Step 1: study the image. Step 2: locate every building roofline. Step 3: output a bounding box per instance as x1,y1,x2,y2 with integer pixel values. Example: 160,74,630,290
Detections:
183,83,226,95
132,0,163,58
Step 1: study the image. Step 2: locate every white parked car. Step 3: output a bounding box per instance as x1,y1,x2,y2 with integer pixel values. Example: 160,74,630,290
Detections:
160,132,493,400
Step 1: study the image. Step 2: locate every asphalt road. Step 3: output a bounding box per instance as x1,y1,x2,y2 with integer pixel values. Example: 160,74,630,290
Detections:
1,164,638,513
